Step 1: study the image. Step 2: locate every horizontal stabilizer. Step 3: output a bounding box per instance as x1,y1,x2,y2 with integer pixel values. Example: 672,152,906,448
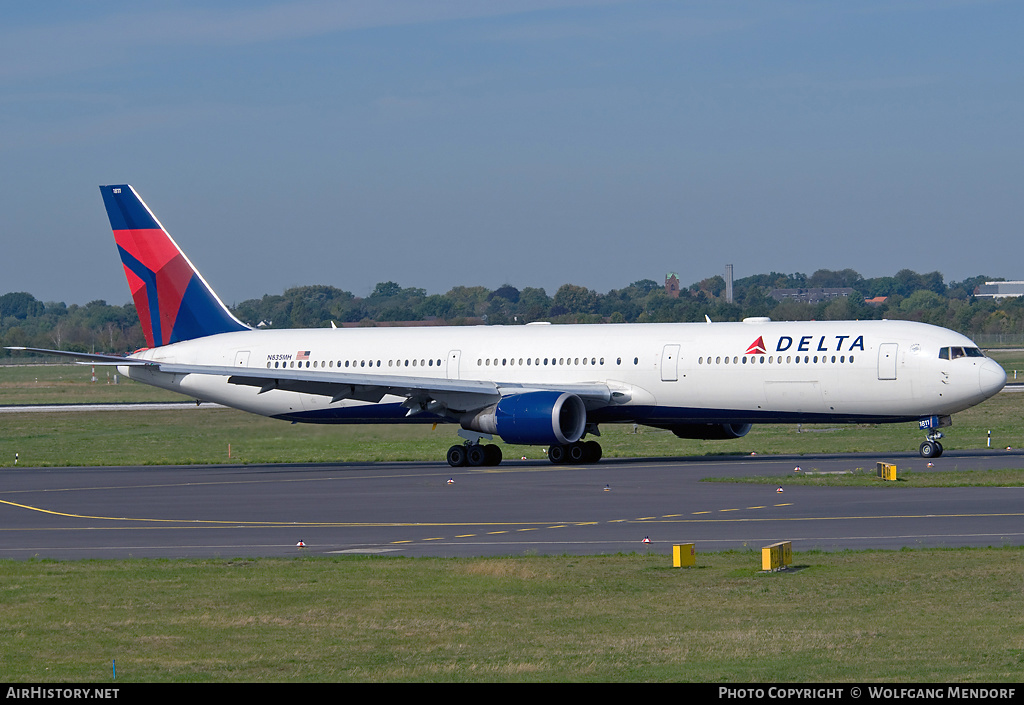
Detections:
4,347,155,365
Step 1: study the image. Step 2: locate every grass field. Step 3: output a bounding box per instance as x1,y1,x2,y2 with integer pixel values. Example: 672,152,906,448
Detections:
2,549,1023,682
0,363,183,405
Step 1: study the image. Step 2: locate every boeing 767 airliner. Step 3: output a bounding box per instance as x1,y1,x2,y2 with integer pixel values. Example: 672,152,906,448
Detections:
8,185,1007,466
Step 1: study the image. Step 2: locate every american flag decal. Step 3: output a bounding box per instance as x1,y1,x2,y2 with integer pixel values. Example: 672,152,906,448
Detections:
296,350,310,360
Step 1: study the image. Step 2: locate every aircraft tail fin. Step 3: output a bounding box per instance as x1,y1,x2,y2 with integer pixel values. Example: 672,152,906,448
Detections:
99,185,249,347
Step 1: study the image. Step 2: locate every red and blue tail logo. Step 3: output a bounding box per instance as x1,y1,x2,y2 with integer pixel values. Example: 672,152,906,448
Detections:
100,185,249,348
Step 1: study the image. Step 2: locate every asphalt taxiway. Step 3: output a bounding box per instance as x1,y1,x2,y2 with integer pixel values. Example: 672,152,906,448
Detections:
2,450,1024,559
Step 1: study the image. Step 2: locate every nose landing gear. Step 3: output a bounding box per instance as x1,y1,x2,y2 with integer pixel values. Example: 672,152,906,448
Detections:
918,415,951,458
920,432,944,458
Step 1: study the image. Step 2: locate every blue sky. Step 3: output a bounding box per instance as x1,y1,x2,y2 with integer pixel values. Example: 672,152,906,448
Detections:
2,0,1021,307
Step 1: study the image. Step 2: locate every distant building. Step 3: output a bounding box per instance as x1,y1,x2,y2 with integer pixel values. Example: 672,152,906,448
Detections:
864,296,888,307
974,281,1024,299
665,273,680,298
769,288,855,305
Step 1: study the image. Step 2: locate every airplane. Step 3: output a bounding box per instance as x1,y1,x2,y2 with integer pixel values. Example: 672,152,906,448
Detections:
7,184,1007,466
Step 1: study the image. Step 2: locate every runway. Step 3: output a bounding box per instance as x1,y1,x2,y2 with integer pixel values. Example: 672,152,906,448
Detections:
2,451,1024,559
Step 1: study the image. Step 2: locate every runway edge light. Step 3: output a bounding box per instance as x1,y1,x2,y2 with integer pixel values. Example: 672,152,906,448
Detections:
673,543,696,568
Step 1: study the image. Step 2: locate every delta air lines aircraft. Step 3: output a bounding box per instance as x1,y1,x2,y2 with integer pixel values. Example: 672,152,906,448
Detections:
9,185,1007,466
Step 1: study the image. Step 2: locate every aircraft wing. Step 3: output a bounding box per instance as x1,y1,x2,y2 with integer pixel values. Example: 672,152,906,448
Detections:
153,363,613,414
6,346,612,414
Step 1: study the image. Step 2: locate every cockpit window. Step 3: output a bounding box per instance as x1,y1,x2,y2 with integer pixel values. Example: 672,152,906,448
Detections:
939,346,985,360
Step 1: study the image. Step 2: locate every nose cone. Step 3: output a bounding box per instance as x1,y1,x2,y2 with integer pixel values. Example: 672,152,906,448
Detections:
979,358,1007,398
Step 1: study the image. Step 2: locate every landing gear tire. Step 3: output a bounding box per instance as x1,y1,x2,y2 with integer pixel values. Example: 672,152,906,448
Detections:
919,441,943,459
447,445,468,467
467,444,487,467
484,444,502,466
548,444,568,464
568,443,586,463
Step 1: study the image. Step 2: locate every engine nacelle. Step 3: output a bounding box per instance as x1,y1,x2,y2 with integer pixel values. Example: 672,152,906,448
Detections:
669,423,753,440
461,391,587,446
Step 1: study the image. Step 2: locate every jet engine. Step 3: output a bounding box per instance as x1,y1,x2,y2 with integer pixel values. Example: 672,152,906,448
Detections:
461,391,587,446
668,423,753,440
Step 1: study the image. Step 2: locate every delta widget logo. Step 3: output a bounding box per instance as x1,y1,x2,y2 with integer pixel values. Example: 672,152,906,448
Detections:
745,337,767,355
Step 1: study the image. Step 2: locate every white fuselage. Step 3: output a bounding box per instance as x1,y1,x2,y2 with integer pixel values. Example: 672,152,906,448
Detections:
121,319,1006,429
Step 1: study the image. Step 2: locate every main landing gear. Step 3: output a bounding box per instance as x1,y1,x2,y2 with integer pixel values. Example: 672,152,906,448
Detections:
547,440,603,464
445,440,606,466
445,432,605,467
446,442,502,467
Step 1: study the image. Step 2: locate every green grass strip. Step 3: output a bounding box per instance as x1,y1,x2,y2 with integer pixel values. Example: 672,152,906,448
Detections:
2,549,1023,682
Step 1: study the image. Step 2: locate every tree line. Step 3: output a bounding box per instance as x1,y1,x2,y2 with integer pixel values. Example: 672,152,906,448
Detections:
2,268,1022,356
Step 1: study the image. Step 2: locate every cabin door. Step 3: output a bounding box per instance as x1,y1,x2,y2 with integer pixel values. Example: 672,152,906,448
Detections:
877,343,898,380
661,344,680,382
447,350,462,380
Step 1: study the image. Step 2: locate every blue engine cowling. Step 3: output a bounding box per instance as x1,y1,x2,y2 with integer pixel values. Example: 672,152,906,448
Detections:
668,423,752,440
461,391,587,446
